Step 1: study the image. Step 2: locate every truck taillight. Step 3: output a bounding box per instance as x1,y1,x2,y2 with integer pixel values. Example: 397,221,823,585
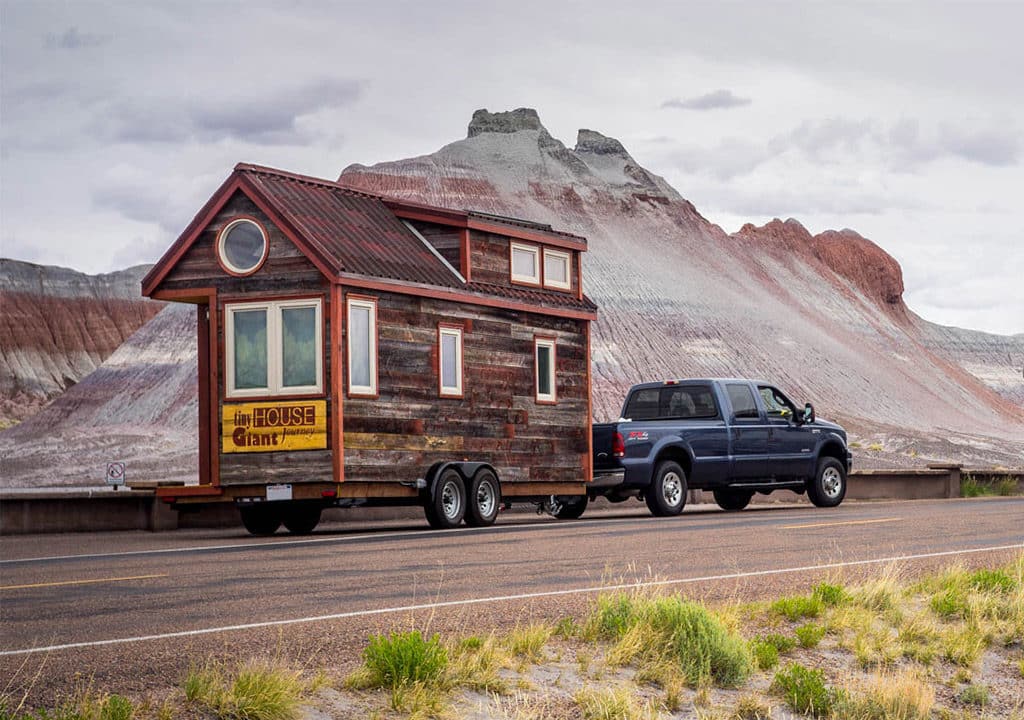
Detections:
612,432,625,458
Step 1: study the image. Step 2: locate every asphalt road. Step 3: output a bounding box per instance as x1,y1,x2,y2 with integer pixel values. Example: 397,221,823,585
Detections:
2,497,1022,703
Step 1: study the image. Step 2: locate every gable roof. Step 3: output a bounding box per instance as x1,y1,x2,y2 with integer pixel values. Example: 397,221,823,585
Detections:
142,163,597,319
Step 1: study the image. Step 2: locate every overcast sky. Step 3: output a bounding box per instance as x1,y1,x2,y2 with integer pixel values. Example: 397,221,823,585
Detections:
2,1,1022,334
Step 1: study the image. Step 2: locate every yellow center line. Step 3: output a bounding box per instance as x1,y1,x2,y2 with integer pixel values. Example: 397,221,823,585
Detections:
780,517,902,530
0,574,168,591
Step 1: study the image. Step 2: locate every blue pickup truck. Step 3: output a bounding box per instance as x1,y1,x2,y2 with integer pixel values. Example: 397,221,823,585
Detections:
556,379,851,518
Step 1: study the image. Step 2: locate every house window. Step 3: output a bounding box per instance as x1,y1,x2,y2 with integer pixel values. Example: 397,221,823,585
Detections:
217,218,268,276
535,337,556,403
510,242,540,285
347,297,377,396
438,325,463,397
225,298,322,398
543,249,571,290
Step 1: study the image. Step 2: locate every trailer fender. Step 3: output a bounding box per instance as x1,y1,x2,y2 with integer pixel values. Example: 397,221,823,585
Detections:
423,461,499,501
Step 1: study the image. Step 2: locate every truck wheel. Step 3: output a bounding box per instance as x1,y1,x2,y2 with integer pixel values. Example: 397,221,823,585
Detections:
808,457,847,508
424,469,467,529
239,505,282,536
645,461,687,517
282,503,322,535
554,495,588,520
465,469,501,527
713,488,754,511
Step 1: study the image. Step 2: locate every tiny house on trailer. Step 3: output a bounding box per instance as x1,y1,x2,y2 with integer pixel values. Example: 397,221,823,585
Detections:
142,163,597,534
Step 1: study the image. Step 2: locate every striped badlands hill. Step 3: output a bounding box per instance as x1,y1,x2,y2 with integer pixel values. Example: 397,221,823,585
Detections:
340,108,1024,462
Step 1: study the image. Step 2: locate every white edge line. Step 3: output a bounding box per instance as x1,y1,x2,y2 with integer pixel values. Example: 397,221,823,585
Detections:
3,542,1022,657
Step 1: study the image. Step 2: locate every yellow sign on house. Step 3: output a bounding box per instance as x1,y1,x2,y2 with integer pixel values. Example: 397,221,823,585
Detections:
222,400,327,453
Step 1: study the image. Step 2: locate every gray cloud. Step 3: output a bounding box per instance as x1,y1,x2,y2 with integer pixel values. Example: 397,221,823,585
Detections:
44,27,110,50
661,90,751,111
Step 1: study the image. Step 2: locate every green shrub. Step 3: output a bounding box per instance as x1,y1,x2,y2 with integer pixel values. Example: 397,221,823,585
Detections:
99,696,134,720
958,683,989,707
930,590,967,619
995,477,1020,496
967,568,1015,593
960,475,991,497
770,595,823,621
771,663,840,717
749,638,779,670
588,595,637,639
228,665,304,720
812,582,850,606
362,630,448,689
795,623,826,648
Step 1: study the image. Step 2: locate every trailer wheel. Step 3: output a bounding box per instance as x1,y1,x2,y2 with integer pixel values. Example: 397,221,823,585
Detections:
424,469,466,529
282,503,322,535
465,469,501,527
554,495,588,520
713,488,754,511
239,505,282,536
807,457,847,508
645,461,687,517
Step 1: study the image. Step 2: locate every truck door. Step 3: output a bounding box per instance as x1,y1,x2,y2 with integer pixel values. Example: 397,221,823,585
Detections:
724,383,769,480
759,385,815,479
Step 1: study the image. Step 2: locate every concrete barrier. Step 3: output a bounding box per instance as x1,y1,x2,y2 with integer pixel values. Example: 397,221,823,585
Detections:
1,464,1019,535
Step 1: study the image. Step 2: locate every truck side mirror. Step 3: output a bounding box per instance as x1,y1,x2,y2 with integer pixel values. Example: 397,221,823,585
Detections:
803,403,815,424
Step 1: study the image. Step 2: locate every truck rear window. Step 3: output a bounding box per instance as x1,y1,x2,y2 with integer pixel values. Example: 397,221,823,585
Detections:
624,386,719,421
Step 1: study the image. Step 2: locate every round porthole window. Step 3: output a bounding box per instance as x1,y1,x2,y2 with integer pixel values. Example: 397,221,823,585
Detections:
217,218,268,276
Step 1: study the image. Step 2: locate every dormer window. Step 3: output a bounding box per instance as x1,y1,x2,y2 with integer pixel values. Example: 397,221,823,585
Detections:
543,249,571,290
217,218,268,276
510,242,540,285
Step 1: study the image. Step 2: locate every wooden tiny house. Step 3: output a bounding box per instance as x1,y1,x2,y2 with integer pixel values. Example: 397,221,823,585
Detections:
142,164,597,533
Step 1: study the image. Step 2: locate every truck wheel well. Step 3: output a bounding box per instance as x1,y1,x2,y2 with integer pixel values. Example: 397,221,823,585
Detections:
819,442,848,471
654,447,692,479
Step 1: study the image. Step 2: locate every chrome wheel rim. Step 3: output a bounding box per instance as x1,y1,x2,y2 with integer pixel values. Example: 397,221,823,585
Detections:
476,479,496,518
822,467,843,498
441,480,462,519
663,472,683,507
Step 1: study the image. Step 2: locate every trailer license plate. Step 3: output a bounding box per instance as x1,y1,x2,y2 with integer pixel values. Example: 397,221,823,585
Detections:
266,484,292,502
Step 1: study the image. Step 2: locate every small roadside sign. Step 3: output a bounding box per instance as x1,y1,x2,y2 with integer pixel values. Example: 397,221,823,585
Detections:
105,461,126,488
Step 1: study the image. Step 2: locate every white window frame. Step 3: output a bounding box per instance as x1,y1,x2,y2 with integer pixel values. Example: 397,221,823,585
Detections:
217,217,269,276
346,297,378,397
438,325,464,397
225,298,323,399
510,242,541,285
542,248,571,290
535,337,557,403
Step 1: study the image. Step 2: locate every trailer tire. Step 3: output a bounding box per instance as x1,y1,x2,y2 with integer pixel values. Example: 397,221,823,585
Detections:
807,457,847,508
554,495,588,520
239,505,282,536
282,503,322,535
424,469,467,529
465,469,501,527
713,488,754,511
645,461,687,517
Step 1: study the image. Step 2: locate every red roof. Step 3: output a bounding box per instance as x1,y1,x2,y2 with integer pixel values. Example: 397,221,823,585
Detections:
143,163,597,318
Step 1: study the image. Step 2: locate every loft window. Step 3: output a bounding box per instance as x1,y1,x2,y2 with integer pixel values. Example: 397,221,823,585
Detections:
510,242,540,285
217,218,268,276
347,297,378,396
535,337,556,403
438,325,463,397
225,298,322,398
543,249,571,290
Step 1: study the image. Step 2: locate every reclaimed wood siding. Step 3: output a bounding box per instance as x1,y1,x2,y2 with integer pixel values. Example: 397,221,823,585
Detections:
469,230,579,295
408,221,462,270
343,291,589,484
155,192,334,486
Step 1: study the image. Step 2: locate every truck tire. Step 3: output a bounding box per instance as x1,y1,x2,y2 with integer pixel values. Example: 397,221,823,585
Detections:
645,461,687,517
465,469,501,527
554,495,588,520
239,505,282,536
807,457,847,508
424,469,467,529
713,488,754,511
282,503,322,535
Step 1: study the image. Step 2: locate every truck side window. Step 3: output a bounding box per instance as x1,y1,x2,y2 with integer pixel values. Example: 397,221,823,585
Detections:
661,386,719,419
758,385,795,418
726,384,760,420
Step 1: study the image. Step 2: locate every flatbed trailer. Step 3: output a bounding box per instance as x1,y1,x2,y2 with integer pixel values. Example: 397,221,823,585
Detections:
142,163,597,534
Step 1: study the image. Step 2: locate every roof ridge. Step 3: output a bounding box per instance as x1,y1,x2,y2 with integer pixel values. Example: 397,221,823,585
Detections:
234,162,384,200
